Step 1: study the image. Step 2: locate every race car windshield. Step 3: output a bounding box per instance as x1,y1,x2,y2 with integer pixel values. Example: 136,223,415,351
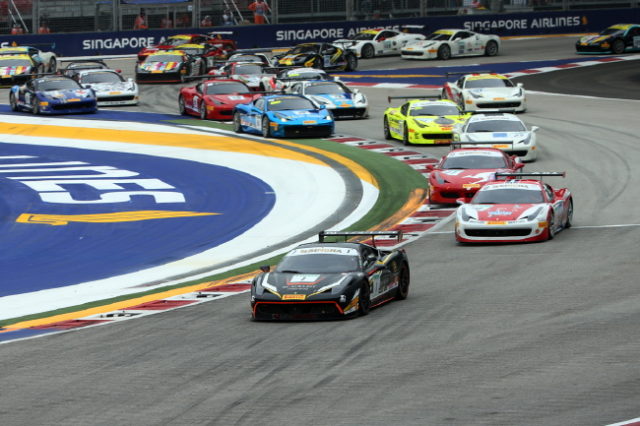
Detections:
601,28,623,36
0,58,31,67
80,72,123,84
306,83,345,94
466,120,526,132
410,104,459,116
149,54,182,63
206,82,250,94
166,37,190,46
234,64,264,74
465,79,514,88
229,55,262,62
288,45,320,54
181,48,205,55
351,32,376,41
473,188,544,204
276,253,361,273
268,97,316,111
68,63,107,71
35,79,82,91
442,155,507,169
426,33,452,41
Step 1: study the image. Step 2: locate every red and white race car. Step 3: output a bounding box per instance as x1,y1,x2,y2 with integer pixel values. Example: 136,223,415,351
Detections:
137,33,237,63
455,172,573,243
426,144,524,205
178,79,261,120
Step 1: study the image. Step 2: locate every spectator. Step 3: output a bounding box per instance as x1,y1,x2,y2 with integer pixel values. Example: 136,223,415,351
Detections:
133,9,148,30
200,14,213,27
359,0,372,20
10,23,24,34
178,13,190,28
222,9,235,26
160,15,173,28
248,0,270,24
38,19,51,34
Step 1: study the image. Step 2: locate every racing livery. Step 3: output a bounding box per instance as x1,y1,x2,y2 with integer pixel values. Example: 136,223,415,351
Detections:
179,79,261,120
135,50,204,83
442,71,526,113
401,29,500,60
260,67,336,92
0,54,38,85
576,23,640,54
333,28,425,59
0,45,57,73
251,231,410,320
455,172,573,243
274,42,358,71
136,33,237,62
75,69,139,106
454,113,538,162
10,74,97,115
426,145,524,204
383,96,471,145
233,94,334,138
208,61,278,90
288,80,368,119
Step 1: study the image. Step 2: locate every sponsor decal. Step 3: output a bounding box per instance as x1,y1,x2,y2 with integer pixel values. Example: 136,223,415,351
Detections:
463,15,582,32
82,37,156,50
283,294,306,300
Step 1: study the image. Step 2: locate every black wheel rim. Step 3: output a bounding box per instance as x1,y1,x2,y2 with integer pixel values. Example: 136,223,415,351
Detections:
179,97,185,114
233,114,241,132
262,118,269,137
200,103,206,119
363,45,373,58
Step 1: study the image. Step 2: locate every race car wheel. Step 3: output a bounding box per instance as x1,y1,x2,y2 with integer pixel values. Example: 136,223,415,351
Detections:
233,112,243,133
402,126,410,146
199,101,208,120
361,43,375,59
395,263,410,300
437,45,451,60
564,199,573,229
312,57,324,70
383,117,393,140
345,54,358,71
48,58,57,73
9,92,18,111
546,213,556,241
484,41,499,57
358,282,371,316
611,39,625,54
261,116,271,138
31,97,40,115
178,95,187,115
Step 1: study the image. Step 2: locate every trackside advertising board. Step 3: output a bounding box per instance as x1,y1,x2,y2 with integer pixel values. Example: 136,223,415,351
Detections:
0,8,637,57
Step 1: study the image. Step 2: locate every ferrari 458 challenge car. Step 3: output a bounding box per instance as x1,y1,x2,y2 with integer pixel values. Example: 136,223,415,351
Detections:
135,50,205,83
233,94,334,138
10,74,97,115
576,23,640,54
383,96,471,145
333,28,426,59
226,52,272,66
136,33,236,62
0,45,57,73
401,29,500,60
179,79,261,120
455,172,573,243
442,71,526,113
75,69,138,106
454,113,538,162
426,144,524,205
260,67,336,92
288,80,368,119
61,60,112,79
0,54,39,85
274,42,358,71
251,231,410,320
208,61,278,90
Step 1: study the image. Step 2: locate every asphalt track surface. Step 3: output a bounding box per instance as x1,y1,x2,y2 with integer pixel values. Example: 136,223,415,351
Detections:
1,36,640,425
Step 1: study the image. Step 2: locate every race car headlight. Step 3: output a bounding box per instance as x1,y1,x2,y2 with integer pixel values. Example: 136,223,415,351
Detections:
314,97,333,107
354,92,366,104
274,113,290,121
412,119,427,128
261,281,279,294
516,88,524,97
516,133,533,145
521,206,544,221
468,90,484,99
433,172,446,184
460,206,476,222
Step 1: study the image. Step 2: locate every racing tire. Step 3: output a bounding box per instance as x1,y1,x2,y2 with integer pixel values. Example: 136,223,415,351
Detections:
178,95,187,115
395,263,410,300
437,45,451,60
383,116,393,140
31,97,40,115
9,92,18,111
564,199,573,229
233,112,243,133
345,54,358,72
440,88,448,100
199,101,208,120
361,43,375,59
611,39,625,54
546,212,556,241
402,126,410,146
358,282,371,316
484,41,499,57
261,116,271,138
312,57,324,70
48,58,57,73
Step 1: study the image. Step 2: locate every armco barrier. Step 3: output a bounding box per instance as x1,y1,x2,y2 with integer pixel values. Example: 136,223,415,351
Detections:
0,8,637,57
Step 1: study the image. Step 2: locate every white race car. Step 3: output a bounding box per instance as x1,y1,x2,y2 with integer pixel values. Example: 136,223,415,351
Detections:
76,69,139,106
454,113,538,162
0,45,58,72
401,29,500,60
442,72,526,113
333,28,426,59
288,80,368,119
259,67,336,92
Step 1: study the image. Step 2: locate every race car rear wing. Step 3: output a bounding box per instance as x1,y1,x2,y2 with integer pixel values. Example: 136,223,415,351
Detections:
450,140,514,150
387,95,441,103
445,70,494,79
319,230,403,246
494,172,566,180
400,24,425,34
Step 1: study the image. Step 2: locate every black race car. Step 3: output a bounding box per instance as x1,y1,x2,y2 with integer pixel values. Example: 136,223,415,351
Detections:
576,23,640,54
273,42,358,72
250,231,410,320
61,59,111,79
135,49,205,83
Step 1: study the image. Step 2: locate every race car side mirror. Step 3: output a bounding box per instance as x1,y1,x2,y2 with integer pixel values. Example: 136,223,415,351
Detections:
517,82,523,88
531,126,539,132
260,265,271,273
456,198,466,205
515,162,525,170
425,164,435,172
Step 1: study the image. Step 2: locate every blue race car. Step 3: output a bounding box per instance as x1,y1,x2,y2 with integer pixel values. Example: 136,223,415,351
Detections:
232,94,334,138
10,74,97,115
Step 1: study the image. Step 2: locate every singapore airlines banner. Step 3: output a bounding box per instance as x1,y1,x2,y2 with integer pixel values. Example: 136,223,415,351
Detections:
0,8,636,57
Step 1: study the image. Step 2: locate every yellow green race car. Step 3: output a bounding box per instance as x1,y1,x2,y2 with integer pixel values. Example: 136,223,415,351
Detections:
383,96,471,145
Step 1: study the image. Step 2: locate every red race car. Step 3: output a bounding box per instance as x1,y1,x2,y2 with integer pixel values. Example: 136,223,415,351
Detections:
178,79,261,120
137,33,237,63
455,172,573,243
426,142,524,205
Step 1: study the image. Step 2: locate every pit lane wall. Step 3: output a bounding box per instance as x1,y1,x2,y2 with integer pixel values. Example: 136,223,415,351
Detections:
0,7,638,57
